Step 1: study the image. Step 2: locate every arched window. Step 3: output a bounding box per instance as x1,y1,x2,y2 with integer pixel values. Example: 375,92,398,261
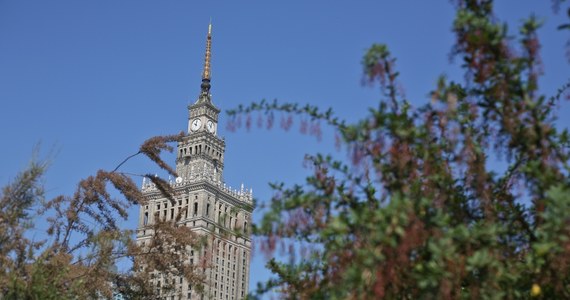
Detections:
244,222,248,234
193,202,198,216
206,203,210,216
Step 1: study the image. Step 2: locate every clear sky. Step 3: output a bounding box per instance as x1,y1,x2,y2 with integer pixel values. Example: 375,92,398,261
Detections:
1,0,568,294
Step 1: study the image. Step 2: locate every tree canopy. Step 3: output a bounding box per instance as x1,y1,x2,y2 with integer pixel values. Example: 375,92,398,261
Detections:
228,0,570,299
0,135,207,299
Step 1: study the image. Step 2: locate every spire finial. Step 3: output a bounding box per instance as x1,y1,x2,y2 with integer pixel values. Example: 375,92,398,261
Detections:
208,17,212,35
196,21,213,104
201,21,212,82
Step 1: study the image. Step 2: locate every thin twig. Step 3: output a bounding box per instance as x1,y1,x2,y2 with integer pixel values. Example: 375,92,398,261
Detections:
112,151,142,173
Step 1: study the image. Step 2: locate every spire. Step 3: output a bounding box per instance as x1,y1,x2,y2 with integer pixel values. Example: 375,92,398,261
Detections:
200,21,212,95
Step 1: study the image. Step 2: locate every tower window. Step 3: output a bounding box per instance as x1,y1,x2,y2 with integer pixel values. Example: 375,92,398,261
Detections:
144,212,148,225
193,202,198,216
206,203,210,216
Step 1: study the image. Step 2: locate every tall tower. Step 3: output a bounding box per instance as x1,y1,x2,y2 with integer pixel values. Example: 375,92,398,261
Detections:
137,23,254,300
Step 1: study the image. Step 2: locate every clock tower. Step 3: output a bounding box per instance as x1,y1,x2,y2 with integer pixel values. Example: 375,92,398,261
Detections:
177,22,225,183
138,22,253,300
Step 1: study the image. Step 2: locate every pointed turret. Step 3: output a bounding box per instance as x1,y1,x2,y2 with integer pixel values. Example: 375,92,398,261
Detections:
202,22,212,81
187,22,220,135
198,21,212,102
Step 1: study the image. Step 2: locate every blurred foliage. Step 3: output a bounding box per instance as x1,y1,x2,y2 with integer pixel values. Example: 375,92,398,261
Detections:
228,0,570,299
0,134,206,299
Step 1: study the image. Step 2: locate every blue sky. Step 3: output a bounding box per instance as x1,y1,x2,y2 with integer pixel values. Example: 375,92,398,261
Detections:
1,0,568,294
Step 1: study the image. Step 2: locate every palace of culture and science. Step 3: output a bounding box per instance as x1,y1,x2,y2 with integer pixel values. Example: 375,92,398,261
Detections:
136,23,254,300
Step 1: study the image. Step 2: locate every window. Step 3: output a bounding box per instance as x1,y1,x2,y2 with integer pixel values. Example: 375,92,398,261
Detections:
143,212,148,225
206,203,210,216
193,202,198,216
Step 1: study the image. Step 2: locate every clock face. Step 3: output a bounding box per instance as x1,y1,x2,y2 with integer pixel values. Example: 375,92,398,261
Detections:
207,120,215,133
191,118,202,131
